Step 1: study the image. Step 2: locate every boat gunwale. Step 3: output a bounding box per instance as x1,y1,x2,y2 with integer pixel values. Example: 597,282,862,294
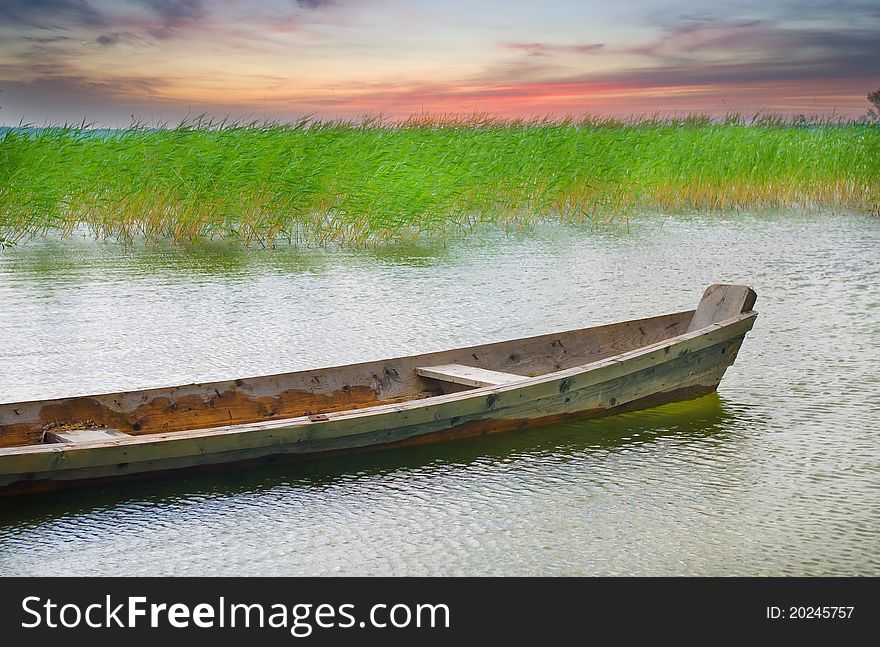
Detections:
0,309,757,458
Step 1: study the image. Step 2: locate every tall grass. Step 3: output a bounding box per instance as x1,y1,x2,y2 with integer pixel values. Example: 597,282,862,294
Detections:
1,114,877,247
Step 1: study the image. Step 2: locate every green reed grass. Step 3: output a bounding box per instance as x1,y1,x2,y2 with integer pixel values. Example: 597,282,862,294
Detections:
1,114,877,247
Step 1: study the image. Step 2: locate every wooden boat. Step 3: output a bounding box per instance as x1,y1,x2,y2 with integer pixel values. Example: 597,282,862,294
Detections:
0,284,757,496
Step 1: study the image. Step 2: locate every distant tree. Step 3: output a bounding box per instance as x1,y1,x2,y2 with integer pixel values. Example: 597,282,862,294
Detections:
867,88,880,123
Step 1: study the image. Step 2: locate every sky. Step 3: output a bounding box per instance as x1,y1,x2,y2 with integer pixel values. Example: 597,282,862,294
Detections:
0,0,878,125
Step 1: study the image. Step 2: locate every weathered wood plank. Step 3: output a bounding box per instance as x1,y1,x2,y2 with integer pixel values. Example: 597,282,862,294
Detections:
687,284,757,332
416,364,525,387
45,428,130,444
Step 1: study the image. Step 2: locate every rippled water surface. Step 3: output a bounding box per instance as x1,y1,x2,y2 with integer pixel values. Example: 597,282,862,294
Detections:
0,212,878,576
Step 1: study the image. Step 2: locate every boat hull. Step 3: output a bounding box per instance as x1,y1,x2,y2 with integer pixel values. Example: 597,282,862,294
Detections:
0,313,755,496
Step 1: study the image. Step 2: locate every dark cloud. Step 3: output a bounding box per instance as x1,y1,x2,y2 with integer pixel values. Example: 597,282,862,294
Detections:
21,35,74,44
625,20,765,56
774,0,880,21
617,21,880,83
136,0,206,27
295,0,336,8
96,33,121,47
643,1,880,29
0,0,106,28
0,0,207,39
29,74,157,96
0,60,158,98
95,31,139,47
0,71,166,125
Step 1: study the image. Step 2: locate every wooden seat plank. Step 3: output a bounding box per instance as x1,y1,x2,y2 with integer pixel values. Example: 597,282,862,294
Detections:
46,428,131,444
416,364,526,388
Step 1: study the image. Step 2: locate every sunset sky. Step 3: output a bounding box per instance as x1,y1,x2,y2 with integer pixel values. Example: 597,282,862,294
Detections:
1,0,878,125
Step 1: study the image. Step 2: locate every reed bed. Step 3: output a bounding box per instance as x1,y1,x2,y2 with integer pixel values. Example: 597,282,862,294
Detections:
1,115,877,247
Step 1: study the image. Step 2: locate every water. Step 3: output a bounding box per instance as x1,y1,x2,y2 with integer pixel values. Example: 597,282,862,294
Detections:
0,212,878,576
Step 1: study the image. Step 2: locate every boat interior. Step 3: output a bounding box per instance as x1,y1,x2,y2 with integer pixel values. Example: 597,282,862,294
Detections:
0,309,698,449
